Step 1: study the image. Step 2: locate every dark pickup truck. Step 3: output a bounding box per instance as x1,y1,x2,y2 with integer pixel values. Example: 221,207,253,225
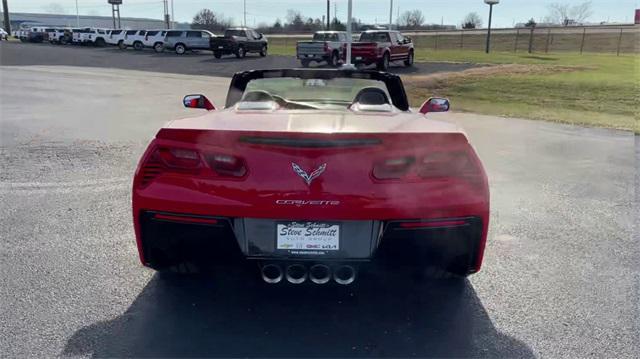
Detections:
210,27,268,58
347,30,414,71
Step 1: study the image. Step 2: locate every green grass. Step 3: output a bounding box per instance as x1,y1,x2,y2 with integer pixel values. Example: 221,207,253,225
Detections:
409,51,639,133
267,40,639,132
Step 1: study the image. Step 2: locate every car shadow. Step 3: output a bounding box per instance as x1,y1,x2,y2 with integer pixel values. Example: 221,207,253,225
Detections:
62,267,534,358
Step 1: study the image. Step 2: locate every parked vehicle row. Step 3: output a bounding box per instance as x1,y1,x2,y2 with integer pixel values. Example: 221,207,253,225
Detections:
295,30,415,71
13,26,270,58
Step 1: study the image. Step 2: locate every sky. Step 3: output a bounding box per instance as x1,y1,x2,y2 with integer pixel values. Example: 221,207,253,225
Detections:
8,0,640,27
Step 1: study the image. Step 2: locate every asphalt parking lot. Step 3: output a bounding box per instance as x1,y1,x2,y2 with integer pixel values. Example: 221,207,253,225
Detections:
0,41,481,77
0,42,638,358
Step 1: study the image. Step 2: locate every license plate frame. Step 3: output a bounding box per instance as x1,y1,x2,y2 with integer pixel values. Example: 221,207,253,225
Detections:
276,222,340,255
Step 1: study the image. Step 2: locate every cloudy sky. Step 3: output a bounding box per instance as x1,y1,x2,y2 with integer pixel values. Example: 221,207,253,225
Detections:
9,0,639,27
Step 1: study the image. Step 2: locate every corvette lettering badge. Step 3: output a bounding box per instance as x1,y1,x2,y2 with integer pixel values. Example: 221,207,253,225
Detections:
291,162,326,186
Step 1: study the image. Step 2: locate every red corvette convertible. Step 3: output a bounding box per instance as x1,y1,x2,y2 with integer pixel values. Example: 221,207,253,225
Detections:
132,69,489,284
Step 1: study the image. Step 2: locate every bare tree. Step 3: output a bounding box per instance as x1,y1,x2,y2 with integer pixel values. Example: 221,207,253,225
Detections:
192,9,232,32
42,3,66,14
398,10,425,29
461,12,482,29
546,1,592,25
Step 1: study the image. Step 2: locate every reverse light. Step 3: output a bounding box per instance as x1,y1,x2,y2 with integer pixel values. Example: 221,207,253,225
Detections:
208,154,247,177
372,156,415,180
158,148,202,169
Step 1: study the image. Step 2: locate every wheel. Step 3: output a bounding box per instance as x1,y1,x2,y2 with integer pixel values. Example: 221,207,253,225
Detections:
133,41,143,51
118,40,126,50
235,46,245,58
328,51,340,67
95,38,105,47
175,43,186,55
259,45,267,57
377,52,390,71
153,42,164,53
213,51,222,59
404,50,414,67
300,59,311,68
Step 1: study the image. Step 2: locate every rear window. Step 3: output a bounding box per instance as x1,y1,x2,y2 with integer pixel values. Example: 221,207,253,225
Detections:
360,32,390,42
138,30,147,36
111,30,122,35
126,30,137,35
45,28,55,32
225,29,246,37
146,31,158,36
186,31,202,38
166,31,182,37
313,33,339,41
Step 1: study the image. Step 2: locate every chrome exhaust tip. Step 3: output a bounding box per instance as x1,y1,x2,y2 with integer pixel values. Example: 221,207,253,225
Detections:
261,263,283,284
285,264,308,284
333,265,356,285
309,264,331,284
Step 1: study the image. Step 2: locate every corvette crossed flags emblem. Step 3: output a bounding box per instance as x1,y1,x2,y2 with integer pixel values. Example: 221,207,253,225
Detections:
291,163,327,186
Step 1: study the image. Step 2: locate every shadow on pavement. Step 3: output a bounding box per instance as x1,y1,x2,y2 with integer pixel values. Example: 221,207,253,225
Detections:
62,268,533,358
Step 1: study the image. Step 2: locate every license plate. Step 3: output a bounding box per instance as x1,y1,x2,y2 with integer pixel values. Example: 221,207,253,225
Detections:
277,222,339,252
218,46,224,49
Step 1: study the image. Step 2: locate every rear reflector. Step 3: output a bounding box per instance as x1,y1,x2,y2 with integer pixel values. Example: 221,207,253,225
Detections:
398,220,467,229
153,213,218,225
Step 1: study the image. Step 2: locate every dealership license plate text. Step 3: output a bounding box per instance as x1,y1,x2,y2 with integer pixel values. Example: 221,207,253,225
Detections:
277,223,339,251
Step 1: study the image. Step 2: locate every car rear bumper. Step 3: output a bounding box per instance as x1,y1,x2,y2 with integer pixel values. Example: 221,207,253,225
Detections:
135,210,486,276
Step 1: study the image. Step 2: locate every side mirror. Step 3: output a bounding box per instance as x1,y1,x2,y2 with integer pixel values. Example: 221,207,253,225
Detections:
183,94,216,111
419,97,450,114
258,33,263,39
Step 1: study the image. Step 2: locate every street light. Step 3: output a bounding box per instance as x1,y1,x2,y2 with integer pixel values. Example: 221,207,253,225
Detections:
484,0,499,53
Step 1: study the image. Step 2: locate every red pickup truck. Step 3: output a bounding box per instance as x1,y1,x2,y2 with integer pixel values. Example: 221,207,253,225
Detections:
347,30,414,71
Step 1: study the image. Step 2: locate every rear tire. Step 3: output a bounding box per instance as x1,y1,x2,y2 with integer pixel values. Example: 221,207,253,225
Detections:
377,52,390,71
118,40,126,50
133,41,144,51
95,38,105,47
235,46,245,58
404,50,414,67
175,43,186,55
259,45,267,57
153,42,164,53
213,51,222,59
328,51,340,67
300,59,311,68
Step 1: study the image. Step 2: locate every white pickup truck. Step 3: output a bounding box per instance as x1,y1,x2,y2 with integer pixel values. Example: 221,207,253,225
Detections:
296,31,348,67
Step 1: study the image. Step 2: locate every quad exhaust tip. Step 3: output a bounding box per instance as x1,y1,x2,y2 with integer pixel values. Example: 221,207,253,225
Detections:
333,265,356,285
261,263,356,285
261,263,283,284
285,264,308,284
309,264,331,284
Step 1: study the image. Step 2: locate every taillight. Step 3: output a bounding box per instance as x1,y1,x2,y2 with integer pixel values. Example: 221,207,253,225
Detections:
418,151,476,179
372,150,480,181
158,148,201,169
372,156,415,180
207,154,246,177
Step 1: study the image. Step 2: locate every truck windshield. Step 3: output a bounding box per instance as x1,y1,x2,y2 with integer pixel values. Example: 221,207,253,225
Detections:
313,33,339,41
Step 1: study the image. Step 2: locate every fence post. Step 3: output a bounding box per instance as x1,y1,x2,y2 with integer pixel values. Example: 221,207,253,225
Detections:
616,28,623,56
460,30,464,50
434,32,438,50
579,28,586,54
545,29,551,53
528,27,534,53
514,29,519,52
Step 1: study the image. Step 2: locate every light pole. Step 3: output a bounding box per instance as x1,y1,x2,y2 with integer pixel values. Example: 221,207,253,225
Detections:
484,0,499,53
75,0,79,27
388,0,393,30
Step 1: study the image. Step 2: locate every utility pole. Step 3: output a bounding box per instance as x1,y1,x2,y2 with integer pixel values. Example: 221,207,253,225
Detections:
345,0,352,67
243,0,246,27
75,0,79,27
163,0,170,29
388,0,393,30
1,0,11,34
326,0,330,30
484,0,500,54
171,0,175,29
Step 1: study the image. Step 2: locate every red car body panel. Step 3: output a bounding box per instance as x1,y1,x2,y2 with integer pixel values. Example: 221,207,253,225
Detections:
132,108,490,274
